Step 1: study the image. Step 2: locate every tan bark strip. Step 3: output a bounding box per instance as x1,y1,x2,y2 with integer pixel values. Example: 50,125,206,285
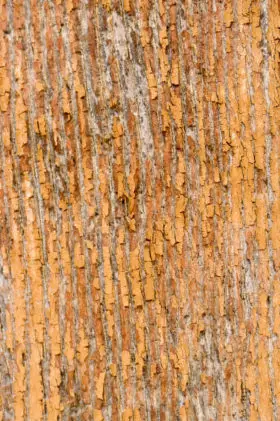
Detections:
198,1,217,417
242,6,261,418
0,112,15,420
65,2,105,416
30,21,62,417
121,0,154,161
229,0,252,414
248,1,273,419
107,137,127,419
209,3,240,415
268,0,280,414
147,3,167,418
127,12,152,421
181,1,209,418
134,1,164,417
176,1,198,418
159,96,173,418
196,4,218,417
215,5,235,376
160,1,183,417
45,31,76,421
97,2,139,414
37,2,73,417
141,2,172,418
233,7,258,419
267,1,280,276
260,0,277,417
232,1,253,403
217,1,246,416
239,2,262,417
0,21,15,418
110,2,156,418
147,3,173,418
108,5,153,414
6,1,33,418
218,1,244,417
57,2,100,416
79,2,127,416
211,0,238,416
234,1,266,418
165,5,186,414
107,139,126,419
218,0,242,415
178,2,199,419
201,3,228,416
177,1,201,418
47,1,83,412
169,119,183,419
76,1,127,417
60,3,114,419
97,9,139,418
212,0,228,406
170,0,201,416
22,1,58,417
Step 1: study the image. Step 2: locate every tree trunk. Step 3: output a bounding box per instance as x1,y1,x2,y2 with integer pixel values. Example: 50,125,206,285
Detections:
0,0,280,420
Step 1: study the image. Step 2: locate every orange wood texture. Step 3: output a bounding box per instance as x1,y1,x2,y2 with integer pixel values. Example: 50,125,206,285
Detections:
0,0,280,420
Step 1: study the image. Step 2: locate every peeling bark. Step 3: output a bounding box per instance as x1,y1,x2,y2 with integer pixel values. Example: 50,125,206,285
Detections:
0,0,280,420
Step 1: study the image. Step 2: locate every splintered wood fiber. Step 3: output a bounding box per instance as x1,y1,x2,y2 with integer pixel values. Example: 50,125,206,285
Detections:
0,0,280,420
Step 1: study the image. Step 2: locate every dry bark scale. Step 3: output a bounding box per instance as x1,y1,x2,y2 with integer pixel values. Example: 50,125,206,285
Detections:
0,0,280,420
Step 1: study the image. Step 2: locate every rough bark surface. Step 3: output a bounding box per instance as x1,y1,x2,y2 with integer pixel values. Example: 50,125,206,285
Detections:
0,0,280,420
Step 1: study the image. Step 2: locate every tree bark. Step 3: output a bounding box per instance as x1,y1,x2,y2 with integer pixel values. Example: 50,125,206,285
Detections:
0,0,280,420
